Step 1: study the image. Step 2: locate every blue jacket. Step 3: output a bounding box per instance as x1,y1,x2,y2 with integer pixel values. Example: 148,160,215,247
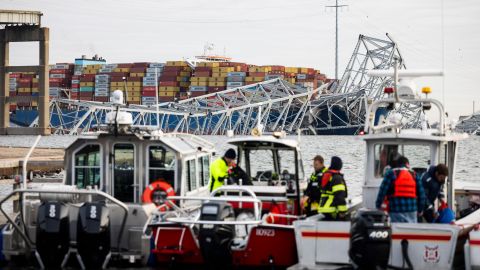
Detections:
375,167,426,213
421,165,445,208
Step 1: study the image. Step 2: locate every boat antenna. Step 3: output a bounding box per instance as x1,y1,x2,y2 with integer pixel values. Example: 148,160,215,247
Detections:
326,0,348,81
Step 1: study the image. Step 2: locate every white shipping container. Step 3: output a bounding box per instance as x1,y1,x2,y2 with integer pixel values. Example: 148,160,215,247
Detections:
99,68,113,73
95,74,110,79
71,79,80,84
9,78,17,83
143,81,156,86
53,64,70,70
9,83,17,87
94,92,109,97
50,74,66,78
144,73,157,78
95,88,110,93
226,82,243,87
146,67,163,73
189,86,207,91
105,64,118,69
143,77,156,82
142,97,157,102
74,71,83,76
149,63,165,68
95,83,109,88
296,74,307,80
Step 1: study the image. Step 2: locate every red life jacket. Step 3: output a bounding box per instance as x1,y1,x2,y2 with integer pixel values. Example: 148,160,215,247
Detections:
392,168,417,198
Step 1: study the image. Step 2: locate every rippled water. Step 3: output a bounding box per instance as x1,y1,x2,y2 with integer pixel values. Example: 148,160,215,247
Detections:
0,135,479,200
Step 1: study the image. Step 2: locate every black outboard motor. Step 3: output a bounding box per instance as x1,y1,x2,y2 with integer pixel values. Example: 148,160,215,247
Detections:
36,201,70,268
198,202,235,267
349,208,391,269
77,202,111,269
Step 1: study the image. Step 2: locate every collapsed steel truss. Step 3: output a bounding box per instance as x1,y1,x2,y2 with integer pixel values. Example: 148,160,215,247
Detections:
456,112,480,135
29,34,424,135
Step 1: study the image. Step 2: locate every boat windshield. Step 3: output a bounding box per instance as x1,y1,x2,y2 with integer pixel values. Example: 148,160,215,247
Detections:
241,148,301,183
374,143,431,178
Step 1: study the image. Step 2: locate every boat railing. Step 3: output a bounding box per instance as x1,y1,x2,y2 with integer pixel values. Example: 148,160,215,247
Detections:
0,188,129,251
365,97,446,135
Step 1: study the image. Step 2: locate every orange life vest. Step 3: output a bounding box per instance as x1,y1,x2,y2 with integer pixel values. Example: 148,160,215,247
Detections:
392,169,417,198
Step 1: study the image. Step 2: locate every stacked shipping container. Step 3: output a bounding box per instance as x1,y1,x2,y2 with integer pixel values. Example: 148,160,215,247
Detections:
7,59,328,112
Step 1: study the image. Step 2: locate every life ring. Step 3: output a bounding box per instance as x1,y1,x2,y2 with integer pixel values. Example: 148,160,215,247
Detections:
142,180,175,211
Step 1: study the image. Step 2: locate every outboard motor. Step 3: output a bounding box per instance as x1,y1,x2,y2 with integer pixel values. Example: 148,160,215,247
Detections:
36,202,70,268
349,209,391,269
77,202,110,269
198,202,235,267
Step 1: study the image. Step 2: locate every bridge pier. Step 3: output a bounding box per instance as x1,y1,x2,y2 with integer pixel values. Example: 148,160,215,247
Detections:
0,10,50,135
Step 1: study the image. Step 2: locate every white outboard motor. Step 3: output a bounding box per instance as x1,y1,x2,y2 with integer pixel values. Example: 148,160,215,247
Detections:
349,209,392,269
77,202,111,269
36,202,70,268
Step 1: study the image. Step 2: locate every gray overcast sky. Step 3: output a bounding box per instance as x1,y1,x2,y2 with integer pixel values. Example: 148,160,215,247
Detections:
3,0,480,119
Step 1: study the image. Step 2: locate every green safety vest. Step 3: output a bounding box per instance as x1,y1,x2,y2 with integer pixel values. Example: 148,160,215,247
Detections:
209,158,229,192
318,171,348,215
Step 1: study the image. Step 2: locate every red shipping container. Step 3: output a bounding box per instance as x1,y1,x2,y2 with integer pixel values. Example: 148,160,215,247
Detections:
80,74,96,81
9,90,16,96
161,71,181,77
126,77,142,82
130,67,146,73
72,83,80,88
50,69,70,74
108,72,129,77
159,81,179,87
116,63,133,68
32,83,39,88
49,78,64,83
21,74,35,79
79,96,93,101
142,90,157,97
159,96,175,102
194,71,211,77
248,72,266,77
80,92,93,97
190,91,207,97
9,73,22,78
208,86,226,92
17,82,32,88
17,92,31,96
49,82,62,87
110,76,125,82
194,67,212,72
18,78,32,83
142,86,156,91
163,66,185,72
159,75,177,82
10,104,16,111
133,62,150,68
94,97,109,102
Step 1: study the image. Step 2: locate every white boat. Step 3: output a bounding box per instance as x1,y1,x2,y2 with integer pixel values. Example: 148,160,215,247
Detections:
0,90,215,269
290,69,480,270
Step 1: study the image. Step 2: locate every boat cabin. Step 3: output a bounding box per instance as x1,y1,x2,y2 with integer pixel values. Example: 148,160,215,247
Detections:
64,131,215,203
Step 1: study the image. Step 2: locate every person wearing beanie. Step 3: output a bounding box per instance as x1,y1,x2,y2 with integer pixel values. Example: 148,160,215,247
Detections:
318,156,348,220
209,148,237,192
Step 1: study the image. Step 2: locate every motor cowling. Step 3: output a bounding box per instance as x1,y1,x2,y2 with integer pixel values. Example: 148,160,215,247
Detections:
198,202,235,267
77,202,110,269
36,202,70,268
349,209,391,269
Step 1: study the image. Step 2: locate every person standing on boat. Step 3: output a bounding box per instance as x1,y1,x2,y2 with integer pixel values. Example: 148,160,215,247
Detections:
302,155,328,216
209,148,236,192
375,156,426,223
421,164,448,222
318,156,348,220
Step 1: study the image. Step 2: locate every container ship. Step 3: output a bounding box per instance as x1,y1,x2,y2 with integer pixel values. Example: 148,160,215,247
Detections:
9,55,329,128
